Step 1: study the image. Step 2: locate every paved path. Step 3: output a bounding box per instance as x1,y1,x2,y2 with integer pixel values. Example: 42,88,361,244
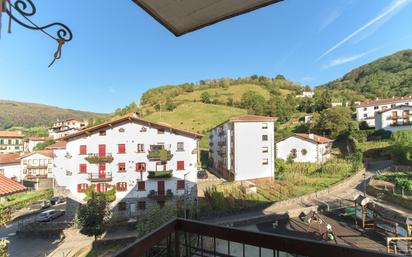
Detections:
47,229,93,257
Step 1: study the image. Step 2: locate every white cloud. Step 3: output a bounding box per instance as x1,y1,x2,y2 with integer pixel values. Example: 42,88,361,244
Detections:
322,49,376,69
317,0,411,60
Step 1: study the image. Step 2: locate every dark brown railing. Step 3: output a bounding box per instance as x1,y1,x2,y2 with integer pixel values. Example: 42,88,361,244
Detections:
114,218,395,257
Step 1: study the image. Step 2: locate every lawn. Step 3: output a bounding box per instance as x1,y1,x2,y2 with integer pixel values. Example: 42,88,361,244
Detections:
173,84,273,103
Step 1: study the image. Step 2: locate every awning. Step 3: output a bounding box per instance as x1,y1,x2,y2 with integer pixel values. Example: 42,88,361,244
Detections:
133,0,283,36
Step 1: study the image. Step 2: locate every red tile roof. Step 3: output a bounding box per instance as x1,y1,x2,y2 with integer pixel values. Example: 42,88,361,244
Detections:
376,105,412,114
25,137,50,142
0,131,25,138
0,175,26,196
46,140,67,149
356,96,412,108
61,113,203,140
21,150,54,159
294,133,334,144
229,115,276,122
0,153,21,164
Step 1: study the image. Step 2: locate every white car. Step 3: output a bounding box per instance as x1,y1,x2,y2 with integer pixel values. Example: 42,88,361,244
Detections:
35,209,65,222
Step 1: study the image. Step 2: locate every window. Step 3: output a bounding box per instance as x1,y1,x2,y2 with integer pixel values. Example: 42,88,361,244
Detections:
262,135,268,141
391,104,396,108
177,180,185,190
262,158,269,165
374,106,379,110
301,149,308,156
77,184,88,193
118,163,126,172
177,161,185,170
79,164,87,173
363,114,368,118
262,123,268,129
96,183,107,192
136,162,146,172
177,142,184,151
262,147,268,153
118,202,127,211
290,149,297,159
157,129,165,134
137,144,145,153
99,130,106,136
0,139,3,144
99,164,106,172
79,145,87,155
119,128,125,133
363,107,367,111
138,201,146,210
116,182,127,192
118,144,126,154
137,181,145,191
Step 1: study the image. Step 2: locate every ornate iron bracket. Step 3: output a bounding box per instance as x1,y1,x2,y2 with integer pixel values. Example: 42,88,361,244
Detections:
2,0,73,66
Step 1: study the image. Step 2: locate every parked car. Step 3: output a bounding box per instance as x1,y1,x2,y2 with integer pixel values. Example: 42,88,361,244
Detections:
50,196,66,205
30,200,51,210
197,169,208,179
35,209,65,222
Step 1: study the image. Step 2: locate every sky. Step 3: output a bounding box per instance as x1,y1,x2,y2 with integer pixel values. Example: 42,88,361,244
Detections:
1,0,412,113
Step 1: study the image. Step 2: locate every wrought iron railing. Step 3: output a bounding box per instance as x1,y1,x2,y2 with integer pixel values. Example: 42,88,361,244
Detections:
85,153,114,163
87,172,112,182
114,218,395,257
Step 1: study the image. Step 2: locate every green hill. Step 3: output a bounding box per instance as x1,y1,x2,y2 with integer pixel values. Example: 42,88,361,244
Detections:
320,49,412,99
0,100,105,129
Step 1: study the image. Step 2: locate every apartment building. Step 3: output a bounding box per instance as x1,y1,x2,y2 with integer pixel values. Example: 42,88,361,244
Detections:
208,115,275,181
375,105,412,132
52,113,201,218
0,131,24,154
20,150,54,180
48,119,87,139
276,133,334,163
356,96,412,127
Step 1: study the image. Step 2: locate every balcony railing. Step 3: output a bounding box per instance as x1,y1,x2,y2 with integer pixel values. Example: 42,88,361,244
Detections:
147,149,173,161
147,190,173,201
114,218,393,257
85,153,114,163
25,175,48,180
87,172,112,182
26,165,49,169
147,170,173,179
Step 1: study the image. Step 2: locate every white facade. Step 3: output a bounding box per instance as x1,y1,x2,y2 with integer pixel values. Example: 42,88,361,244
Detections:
276,134,333,163
375,105,412,132
21,151,54,180
296,91,314,98
0,131,24,154
49,119,87,139
23,137,49,152
0,163,21,181
52,114,200,215
356,97,412,127
209,115,275,181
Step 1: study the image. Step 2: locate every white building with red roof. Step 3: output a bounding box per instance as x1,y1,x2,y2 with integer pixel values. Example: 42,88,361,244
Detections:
0,131,24,154
0,175,26,199
208,115,276,181
23,137,50,152
0,153,21,181
20,150,54,180
375,105,412,132
356,96,412,127
276,133,334,163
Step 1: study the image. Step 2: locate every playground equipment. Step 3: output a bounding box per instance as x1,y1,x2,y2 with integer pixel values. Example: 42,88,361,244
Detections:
303,211,338,244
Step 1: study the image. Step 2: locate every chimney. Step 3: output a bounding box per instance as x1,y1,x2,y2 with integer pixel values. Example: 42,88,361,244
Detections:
309,133,314,139
376,97,379,101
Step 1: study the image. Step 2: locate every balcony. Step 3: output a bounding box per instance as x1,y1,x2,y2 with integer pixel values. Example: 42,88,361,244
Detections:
147,149,173,161
25,175,48,180
26,165,49,169
85,153,114,163
113,218,392,257
87,172,112,182
147,170,173,179
147,189,173,201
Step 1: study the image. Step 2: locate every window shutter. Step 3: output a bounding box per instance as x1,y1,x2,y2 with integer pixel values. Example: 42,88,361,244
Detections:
99,164,106,171
118,144,126,153
177,161,185,170
80,145,87,155
77,184,81,192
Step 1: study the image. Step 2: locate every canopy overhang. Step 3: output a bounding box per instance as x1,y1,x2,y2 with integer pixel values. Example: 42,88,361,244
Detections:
132,0,283,36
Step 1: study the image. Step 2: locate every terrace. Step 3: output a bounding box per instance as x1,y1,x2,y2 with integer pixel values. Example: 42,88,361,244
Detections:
147,170,173,179
114,218,394,257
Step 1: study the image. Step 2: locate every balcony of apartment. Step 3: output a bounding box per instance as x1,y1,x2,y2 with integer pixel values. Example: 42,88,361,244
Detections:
147,149,173,162
85,153,114,164
87,172,112,182
114,218,391,257
147,189,173,201
25,174,48,180
147,170,173,179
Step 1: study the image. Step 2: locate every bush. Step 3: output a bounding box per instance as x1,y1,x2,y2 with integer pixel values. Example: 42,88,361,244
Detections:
0,189,53,212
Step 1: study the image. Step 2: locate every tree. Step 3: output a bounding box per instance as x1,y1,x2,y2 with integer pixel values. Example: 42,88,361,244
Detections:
77,191,112,241
275,74,286,80
0,208,11,257
200,92,211,104
154,104,161,112
240,91,265,115
309,107,358,138
265,96,296,123
314,90,332,112
164,98,177,111
390,130,412,165
33,139,55,151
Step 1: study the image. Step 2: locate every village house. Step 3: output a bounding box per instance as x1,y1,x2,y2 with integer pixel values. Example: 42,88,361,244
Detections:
48,119,87,139
23,137,50,152
52,113,201,219
296,91,315,98
0,153,21,181
276,133,334,163
0,131,24,154
208,115,275,181
20,150,54,180
356,96,412,127
375,105,412,132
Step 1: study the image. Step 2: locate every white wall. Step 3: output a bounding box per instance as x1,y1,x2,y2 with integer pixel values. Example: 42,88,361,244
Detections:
375,106,412,132
53,120,199,206
0,163,21,181
21,153,53,179
276,136,332,163
233,122,274,181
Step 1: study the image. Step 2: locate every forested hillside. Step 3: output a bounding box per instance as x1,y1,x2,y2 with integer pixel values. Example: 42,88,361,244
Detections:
320,49,412,99
0,100,104,129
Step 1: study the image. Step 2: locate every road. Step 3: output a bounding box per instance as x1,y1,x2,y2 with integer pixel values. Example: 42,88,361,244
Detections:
0,204,66,257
